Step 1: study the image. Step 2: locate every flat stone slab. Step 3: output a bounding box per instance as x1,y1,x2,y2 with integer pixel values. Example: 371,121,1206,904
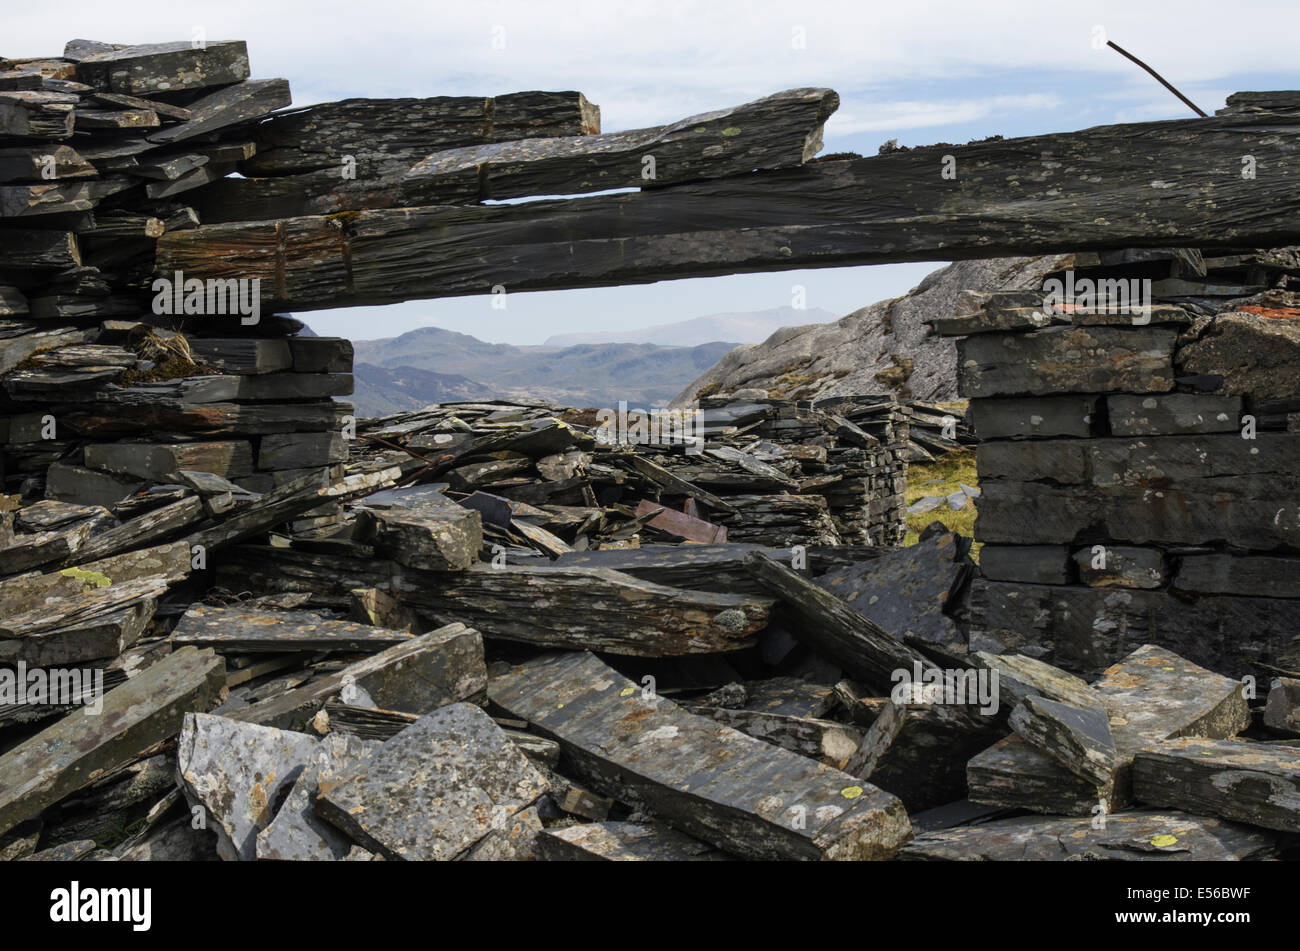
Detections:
315,702,548,861
968,395,1098,440
814,531,965,649
490,650,912,860
0,646,224,836
900,810,1277,861
957,326,1177,398
1108,394,1242,436
171,604,413,653
1132,737,1300,833
977,545,1073,585
1073,545,1166,589
177,712,321,861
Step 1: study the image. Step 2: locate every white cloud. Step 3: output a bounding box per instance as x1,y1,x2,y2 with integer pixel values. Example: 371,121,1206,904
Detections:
831,94,1063,134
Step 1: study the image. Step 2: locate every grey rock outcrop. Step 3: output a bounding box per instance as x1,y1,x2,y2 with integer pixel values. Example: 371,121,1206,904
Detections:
672,255,1070,406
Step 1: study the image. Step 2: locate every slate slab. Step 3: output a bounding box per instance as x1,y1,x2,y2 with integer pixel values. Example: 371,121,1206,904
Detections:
315,702,548,861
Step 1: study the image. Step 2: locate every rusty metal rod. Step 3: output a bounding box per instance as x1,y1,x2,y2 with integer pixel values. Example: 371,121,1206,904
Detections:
1107,40,1208,118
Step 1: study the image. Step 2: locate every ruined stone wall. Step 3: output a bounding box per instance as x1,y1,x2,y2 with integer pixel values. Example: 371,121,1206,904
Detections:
938,249,1300,680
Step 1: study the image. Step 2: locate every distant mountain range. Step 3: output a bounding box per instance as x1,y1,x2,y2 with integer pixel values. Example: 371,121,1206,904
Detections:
542,305,836,347
347,326,736,416
349,363,495,417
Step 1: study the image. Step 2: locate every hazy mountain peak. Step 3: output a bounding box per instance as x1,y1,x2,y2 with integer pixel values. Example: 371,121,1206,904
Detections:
541,305,837,348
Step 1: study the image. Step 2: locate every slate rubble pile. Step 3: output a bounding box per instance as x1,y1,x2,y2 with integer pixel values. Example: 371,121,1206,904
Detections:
1,38,1298,863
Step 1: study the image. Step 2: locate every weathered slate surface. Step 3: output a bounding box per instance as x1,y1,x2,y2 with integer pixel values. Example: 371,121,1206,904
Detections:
1132,738,1300,833
970,650,1101,717
171,604,413,652
257,432,346,469
400,88,836,203
692,707,863,768
316,703,548,860
535,821,728,861
813,531,966,650
968,644,1249,815
243,92,600,178
176,713,321,861
83,440,253,480
1073,545,1166,589
255,733,381,861
970,578,1300,680
392,563,769,656
356,487,481,571
156,111,1300,310
1265,677,1300,735
229,621,485,730
1108,394,1242,436
1009,696,1117,788
0,540,188,615
1174,553,1300,598
0,646,224,836
75,40,250,95
548,543,883,593
744,551,933,689
149,78,291,145
66,495,203,566
958,327,1176,398
490,650,912,860
977,545,1074,584
975,434,1300,549
967,395,1099,440
900,811,1277,861
845,698,1004,811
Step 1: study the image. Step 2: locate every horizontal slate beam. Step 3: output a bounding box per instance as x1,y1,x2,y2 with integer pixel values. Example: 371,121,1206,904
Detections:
157,110,1300,311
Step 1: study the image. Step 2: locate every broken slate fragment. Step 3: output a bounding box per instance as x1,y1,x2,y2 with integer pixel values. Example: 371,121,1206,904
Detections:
315,702,548,861
1264,677,1300,736
255,733,382,861
814,530,967,649
1009,696,1118,789
177,712,321,861
171,604,413,653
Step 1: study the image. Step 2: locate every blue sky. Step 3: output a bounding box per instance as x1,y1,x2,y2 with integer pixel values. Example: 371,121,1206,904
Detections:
14,1,1300,342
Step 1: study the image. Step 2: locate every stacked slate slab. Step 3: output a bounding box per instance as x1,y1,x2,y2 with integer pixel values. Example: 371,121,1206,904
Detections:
933,249,1300,679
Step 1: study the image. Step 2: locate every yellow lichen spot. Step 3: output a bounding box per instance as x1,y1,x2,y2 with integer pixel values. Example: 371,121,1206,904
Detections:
620,687,636,697
721,127,741,136
693,126,707,133
60,567,112,589
840,785,863,799
1150,834,1178,847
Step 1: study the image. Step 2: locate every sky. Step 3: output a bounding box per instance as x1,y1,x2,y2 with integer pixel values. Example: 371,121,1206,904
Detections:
13,1,1300,343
